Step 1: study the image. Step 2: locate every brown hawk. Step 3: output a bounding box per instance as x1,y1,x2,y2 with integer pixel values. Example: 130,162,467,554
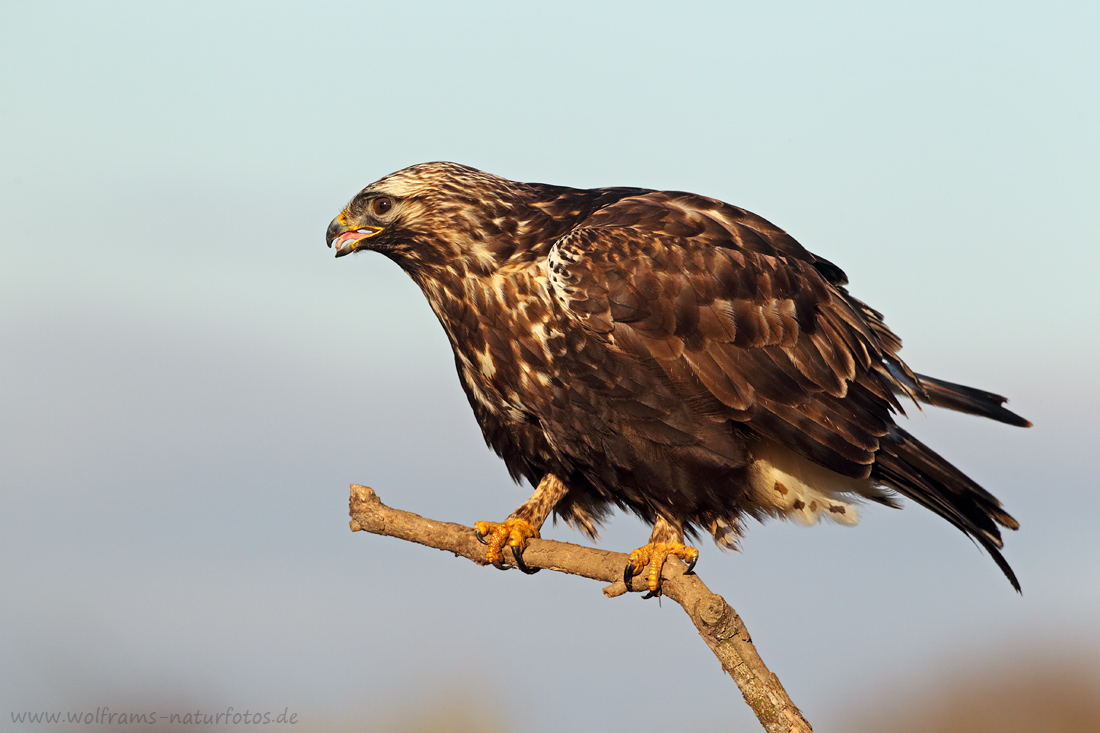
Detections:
327,162,1028,593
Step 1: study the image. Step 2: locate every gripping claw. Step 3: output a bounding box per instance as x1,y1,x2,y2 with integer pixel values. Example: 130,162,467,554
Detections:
511,543,540,575
473,518,539,572
622,540,699,595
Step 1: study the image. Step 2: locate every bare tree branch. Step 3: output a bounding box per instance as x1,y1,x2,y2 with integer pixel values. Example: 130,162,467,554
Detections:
348,484,813,733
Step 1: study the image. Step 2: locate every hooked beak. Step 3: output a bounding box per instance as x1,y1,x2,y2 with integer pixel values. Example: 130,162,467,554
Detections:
326,212,383,258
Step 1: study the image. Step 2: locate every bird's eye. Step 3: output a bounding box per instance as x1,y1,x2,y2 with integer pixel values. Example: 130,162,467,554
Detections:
372,196,393,216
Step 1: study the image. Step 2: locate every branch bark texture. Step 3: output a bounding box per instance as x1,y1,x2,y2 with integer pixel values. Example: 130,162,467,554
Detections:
348,484,812,733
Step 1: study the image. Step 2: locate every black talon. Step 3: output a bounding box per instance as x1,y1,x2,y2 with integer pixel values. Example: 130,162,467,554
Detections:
511,543,540,575
642,590,659,600
474,526,489,545
683,554,698,576
623,561,636,587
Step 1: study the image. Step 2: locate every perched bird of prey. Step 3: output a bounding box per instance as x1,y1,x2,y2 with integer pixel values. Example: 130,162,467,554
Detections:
327,162,1029,593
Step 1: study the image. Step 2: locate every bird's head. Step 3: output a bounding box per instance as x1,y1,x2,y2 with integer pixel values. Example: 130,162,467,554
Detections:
326,161,533,276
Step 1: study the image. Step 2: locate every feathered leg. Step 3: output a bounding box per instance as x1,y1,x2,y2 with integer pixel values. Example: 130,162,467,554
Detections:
475,473,567,574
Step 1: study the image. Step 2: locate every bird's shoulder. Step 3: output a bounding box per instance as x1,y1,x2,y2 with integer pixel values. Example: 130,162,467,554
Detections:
563,189,848,283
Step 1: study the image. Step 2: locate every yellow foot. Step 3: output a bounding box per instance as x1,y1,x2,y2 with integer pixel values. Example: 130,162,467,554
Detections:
473,518,541,574
624,541,699,596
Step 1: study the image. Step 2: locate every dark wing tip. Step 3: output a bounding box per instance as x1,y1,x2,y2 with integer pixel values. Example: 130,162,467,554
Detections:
914,373,1031,428
988,544,1022,593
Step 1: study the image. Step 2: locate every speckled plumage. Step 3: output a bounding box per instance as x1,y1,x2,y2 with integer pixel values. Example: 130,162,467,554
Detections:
327,162,1028,590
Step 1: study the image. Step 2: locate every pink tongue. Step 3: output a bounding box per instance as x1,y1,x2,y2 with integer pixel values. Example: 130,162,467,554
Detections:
335,230,367,250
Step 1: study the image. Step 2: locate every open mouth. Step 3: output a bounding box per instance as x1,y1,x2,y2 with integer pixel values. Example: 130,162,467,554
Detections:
332,226,383,257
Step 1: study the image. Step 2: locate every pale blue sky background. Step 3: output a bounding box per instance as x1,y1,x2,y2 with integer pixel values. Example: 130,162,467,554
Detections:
2,2,1098,731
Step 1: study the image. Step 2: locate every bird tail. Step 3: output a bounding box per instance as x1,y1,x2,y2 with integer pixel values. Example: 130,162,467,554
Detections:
872,426,1021,592
913,373,1032,428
